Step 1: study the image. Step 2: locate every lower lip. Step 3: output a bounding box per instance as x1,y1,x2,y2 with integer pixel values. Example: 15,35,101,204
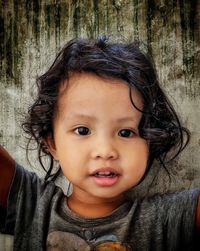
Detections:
91,176,119,186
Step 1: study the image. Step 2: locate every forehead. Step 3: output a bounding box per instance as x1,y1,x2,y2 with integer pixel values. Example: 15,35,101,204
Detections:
57,72,143,118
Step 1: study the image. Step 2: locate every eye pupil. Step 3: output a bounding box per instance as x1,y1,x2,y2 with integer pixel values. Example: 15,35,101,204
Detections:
119,129,132,137
77,127,90,135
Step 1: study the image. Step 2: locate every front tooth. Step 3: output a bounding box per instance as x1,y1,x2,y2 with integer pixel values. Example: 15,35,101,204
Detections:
94,171,117,177
99,171,110,175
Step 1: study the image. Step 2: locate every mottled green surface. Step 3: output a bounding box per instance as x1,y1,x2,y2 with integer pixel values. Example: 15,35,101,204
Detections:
0,0,200,249
1,1,199,92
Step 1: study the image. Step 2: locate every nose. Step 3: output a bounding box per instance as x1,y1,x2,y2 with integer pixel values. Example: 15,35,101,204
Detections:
91,136,119,160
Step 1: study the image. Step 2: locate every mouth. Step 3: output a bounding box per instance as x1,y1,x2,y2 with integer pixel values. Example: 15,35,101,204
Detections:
90,168,120,186
90,168,119,177
92,171,118,178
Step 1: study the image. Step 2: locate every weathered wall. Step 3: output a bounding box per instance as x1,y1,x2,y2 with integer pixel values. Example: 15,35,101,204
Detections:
0,0,199,249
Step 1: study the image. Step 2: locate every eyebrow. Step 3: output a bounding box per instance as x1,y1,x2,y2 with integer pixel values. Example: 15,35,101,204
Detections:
115,117,138,123
66,113,95,120
65,113,138,123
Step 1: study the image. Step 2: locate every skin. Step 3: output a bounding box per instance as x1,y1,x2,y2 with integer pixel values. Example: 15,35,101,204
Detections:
47,72,149,218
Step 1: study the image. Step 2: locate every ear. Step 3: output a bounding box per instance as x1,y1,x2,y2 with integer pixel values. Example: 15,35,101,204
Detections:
45,135,58,160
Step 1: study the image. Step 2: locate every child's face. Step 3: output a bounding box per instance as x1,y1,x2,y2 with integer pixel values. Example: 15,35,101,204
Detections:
48,72,148,203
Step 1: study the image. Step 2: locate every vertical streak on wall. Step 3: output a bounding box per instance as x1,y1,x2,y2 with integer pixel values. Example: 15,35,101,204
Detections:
55,0,61,49
5,1,14,84
45,1,51,47
2,0,22,87
73,0,81,37
105,0,109,35
195,0,200,91
33,0,40,45
93,0,99,38
13,0,19,86
0,1,5,80
171,1,177,84
179,0,199,96
132,0,139,39
146,0,154,56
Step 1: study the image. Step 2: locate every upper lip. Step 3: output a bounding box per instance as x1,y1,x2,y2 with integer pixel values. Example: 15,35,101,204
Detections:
90,167,120,176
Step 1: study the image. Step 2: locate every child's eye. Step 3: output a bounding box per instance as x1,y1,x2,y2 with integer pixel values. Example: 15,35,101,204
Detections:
118,129,135,138
74,126,91,135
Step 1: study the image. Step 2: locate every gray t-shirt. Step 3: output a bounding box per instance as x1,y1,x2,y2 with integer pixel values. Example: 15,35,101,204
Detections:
0,164,199,250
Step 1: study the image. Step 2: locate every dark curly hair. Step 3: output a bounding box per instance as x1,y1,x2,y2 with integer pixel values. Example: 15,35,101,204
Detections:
22,36,190,181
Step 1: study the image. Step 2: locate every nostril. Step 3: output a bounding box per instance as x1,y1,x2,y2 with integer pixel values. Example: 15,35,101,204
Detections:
93,152,118,160
91,142,119,160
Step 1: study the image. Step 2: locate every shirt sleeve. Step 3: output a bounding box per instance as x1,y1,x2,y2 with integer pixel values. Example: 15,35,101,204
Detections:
0,164,46,235
155,188,200,249
132,188,200,250
0,145,15,208
195,193,200,231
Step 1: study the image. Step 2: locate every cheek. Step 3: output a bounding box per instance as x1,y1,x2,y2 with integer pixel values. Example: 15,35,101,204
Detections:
59,157,79,182
124,139,149,168
123,141,148,186
58,148,85,178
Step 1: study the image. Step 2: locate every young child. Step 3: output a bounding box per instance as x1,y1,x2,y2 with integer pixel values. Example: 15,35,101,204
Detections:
0,37,200,251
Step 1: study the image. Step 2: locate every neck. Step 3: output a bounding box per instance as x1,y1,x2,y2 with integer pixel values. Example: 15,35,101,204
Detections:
67,194,126,218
